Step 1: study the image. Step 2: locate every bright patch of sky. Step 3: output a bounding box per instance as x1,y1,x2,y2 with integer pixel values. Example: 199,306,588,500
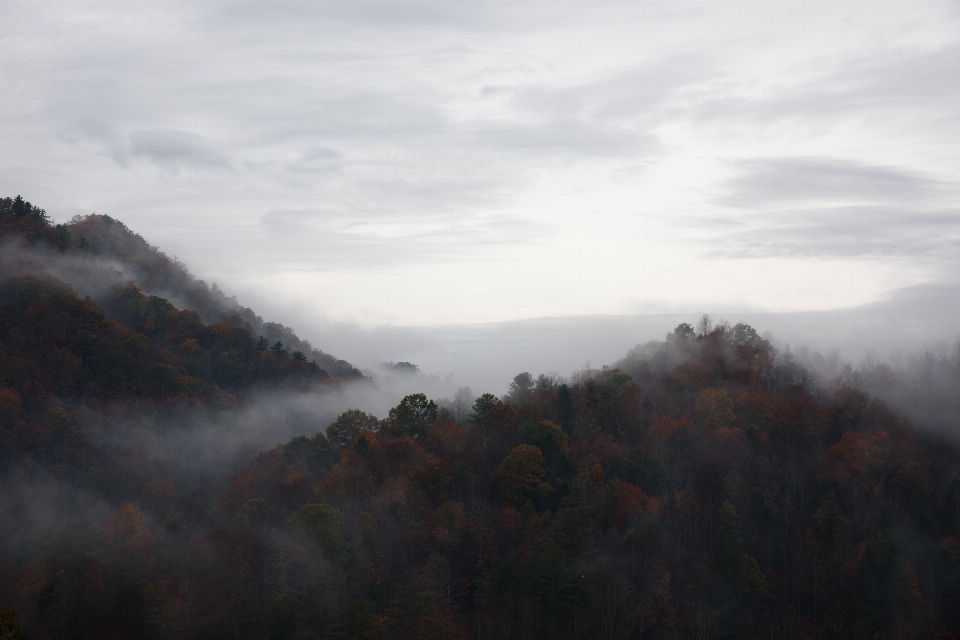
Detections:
3,0,960,327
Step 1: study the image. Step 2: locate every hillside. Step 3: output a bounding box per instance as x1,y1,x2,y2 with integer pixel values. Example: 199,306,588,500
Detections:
0,196,362,382
1,197,959,640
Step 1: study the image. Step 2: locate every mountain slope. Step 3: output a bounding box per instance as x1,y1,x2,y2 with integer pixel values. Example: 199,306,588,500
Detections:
2,196,959,640
0,196,362,382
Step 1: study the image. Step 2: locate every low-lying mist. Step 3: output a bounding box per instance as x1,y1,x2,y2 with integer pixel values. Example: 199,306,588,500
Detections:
3,304,959,639
244,279,960,399
0,369,466,559
7,199,960,638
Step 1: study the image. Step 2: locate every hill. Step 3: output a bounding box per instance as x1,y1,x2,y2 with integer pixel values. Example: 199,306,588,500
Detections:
0,197,959,640
0,196,363,382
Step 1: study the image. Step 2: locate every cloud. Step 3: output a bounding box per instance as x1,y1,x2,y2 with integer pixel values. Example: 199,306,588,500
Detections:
257,207,550,269
204,0,561,39
285,147,346,174
718,157,954,207
707,157,960,259
6,0,960,324
702,42,960,127
62,124,230,173
128,129,229,171
707,205,960,259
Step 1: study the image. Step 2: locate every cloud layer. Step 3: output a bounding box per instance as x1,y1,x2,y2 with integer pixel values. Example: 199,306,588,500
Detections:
2,0,959,328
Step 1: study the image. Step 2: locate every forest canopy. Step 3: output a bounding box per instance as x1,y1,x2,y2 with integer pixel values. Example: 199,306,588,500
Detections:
1,198,959,640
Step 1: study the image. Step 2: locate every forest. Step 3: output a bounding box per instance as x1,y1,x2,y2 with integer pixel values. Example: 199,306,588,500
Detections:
1,195,959,640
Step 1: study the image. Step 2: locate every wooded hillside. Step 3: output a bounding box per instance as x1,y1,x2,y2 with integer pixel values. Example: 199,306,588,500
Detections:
1,198,959,640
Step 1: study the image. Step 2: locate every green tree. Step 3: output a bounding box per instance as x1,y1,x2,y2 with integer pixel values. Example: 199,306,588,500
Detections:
731,322,771,352
55,224,72,252
519,418,571,482
471,392,499,423
505,372,534,406
11,196,28,219
667,322,695,342
556,383,575,429
282,432,331,465
388,393,439,440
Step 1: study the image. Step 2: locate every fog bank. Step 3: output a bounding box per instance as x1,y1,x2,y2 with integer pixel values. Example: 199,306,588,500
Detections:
255,280,960,397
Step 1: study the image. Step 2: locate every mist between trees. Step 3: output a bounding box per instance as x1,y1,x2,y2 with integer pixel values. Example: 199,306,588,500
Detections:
3,313,960,639
3,197,960,639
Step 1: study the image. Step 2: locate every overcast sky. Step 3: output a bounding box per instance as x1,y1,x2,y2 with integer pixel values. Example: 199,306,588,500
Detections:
3,0,960,338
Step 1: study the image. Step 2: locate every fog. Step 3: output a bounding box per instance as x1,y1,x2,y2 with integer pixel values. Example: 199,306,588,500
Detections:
249,278,960,398
0,373,459,559
4,214,959,566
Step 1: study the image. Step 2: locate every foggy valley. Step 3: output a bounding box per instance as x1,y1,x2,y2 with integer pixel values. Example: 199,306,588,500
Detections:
1,199,959,639
4,0,960,638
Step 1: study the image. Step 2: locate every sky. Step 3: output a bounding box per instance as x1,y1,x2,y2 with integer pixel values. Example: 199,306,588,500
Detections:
3,0,960,383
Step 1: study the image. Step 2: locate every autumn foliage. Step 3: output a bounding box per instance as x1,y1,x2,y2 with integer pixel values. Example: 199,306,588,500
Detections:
1,201,960,639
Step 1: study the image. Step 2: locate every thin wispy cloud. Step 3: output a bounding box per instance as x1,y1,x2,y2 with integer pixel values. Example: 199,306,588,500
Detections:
708,157,960,260
718,157,954,207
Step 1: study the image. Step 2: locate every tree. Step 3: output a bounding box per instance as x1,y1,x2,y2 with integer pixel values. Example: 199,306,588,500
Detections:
694,388,735,430
388,393,439,440
270,340,286,357
667,322,695,342
451,386,474,424
535,373,558,392
292,350,307,362
737,554,767,596
556,383,575,429
255,336,269,352
11,195,27,219
386,569,440,640
471,393,499,424
505,372,534,406
519,418,571,482
327,409,382,450
494,444,551,505
731,323,771,352
696,313,713,338
55,224,72,252
283,432,331,462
